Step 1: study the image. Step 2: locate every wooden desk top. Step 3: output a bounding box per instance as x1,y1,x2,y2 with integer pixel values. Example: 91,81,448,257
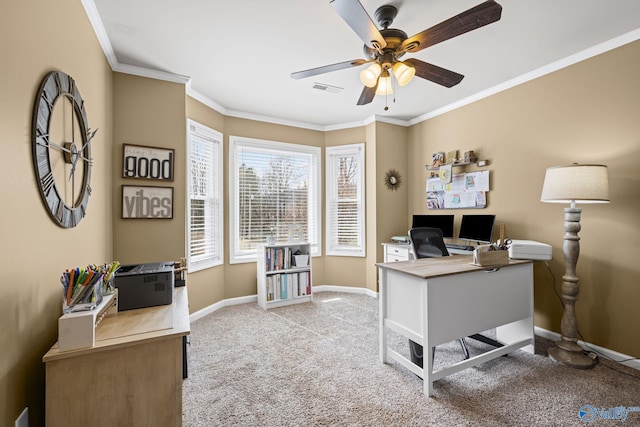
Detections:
43,286,190,362
376,255,532,280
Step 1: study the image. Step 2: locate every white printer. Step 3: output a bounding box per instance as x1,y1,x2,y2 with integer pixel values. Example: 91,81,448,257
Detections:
508,240,552,261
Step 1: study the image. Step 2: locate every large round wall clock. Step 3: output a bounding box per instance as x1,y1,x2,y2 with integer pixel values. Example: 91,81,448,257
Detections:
31,71,98,228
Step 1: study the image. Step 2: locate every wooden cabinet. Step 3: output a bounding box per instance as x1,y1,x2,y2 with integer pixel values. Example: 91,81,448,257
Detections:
257,242,312,309
43,287,190,427
382,243,414,262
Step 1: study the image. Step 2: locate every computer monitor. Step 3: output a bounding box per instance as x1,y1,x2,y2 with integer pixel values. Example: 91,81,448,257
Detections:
411,214,455,238
458,214,496,244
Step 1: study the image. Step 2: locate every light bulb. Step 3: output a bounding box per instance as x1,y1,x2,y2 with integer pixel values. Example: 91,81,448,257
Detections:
360,63,381,87
375,75,393,95
392,62,415,86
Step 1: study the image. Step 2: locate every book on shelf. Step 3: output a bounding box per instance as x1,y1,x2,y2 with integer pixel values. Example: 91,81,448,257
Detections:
265,246,295,272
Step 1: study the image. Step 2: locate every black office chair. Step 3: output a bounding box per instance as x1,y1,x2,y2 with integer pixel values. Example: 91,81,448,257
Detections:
408,227,470,366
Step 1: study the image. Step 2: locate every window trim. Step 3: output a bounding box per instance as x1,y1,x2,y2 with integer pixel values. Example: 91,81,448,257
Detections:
325,143,366,257
229,135,322,264
186,119,224,272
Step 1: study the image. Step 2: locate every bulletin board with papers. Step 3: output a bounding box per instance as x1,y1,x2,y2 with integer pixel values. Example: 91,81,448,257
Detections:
426,170,489,209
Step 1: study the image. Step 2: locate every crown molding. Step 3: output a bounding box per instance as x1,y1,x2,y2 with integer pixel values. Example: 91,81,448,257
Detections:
409,28,640,126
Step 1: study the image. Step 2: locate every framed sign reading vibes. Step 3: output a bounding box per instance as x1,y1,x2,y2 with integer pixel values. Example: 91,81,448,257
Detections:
122,144,174,181
122,185,173,219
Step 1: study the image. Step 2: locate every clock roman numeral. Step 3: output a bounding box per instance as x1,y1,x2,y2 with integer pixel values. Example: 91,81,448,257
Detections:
56,200,65,223
54,72,63,95
41,91,54,113
40,171,55,196
68,76,75,97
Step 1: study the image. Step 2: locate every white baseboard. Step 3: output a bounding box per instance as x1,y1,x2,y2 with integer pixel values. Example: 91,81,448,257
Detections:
189,289,637,371
313,285,378,299
189,295,257,322
534,326,640,371
189,285,377,323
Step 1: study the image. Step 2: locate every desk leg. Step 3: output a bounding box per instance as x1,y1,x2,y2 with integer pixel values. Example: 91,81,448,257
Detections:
379,267,388,364
423,284,434,397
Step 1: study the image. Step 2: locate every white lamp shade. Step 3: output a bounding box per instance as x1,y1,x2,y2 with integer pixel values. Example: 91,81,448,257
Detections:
540,163,610,204
359,63,381,88
375,75,393,95
392,62,415,86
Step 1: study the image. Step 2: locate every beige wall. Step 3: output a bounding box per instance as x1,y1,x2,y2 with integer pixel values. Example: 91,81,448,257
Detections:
324,127,369,287
2,1,639,424
407,40,640,357
0,0,113,424
184,97,226,312
112,73,187,265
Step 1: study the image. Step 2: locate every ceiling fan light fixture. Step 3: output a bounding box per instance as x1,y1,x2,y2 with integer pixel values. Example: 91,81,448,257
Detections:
360,63,382,87
392,62,415,86
375,74,393,95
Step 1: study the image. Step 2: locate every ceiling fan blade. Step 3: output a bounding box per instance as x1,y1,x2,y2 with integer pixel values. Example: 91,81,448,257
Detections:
330,0,387,50
403,58,464,88
291,59,369,79
400,0,502,53
357,84,377,105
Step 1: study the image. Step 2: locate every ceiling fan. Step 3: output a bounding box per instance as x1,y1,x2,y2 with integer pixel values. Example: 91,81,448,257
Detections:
291,0,502,107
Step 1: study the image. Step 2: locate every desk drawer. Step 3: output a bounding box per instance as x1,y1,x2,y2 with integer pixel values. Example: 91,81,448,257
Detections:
385,245,410,262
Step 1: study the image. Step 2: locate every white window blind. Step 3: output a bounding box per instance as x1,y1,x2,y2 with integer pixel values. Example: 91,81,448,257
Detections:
326,144,365,256
230,136,321,263
187,119,223,271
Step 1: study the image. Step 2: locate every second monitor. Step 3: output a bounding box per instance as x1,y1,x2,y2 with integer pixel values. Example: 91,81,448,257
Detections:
458,214,496,244
411,214,454,238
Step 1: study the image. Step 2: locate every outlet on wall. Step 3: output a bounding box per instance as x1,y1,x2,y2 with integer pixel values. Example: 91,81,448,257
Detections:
15,407,28,427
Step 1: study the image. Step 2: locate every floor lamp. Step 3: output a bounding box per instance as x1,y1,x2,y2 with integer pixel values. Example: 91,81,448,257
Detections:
540,163,609,368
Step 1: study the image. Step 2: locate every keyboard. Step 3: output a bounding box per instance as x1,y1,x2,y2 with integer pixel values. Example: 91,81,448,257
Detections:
445,243,475,251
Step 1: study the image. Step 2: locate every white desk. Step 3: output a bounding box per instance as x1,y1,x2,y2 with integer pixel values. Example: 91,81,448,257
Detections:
377,256,534,396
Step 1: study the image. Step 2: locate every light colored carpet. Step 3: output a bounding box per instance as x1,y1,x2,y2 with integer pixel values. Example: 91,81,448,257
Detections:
182,292,639,426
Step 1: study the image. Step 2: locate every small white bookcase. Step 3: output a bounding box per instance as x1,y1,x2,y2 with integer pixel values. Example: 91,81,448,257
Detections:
257,242,312,309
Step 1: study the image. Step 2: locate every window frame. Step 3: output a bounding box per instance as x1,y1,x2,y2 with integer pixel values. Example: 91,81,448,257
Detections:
325,143,366,257
229,136,322,264
186,119,224,272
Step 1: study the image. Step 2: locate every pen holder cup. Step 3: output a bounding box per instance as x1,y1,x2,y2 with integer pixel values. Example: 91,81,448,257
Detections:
63,277,104,314
102,275,116,295
473,249,509,266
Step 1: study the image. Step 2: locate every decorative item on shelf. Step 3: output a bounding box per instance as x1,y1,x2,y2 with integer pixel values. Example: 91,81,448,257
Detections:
540,163,609,369
266,227,277,245
431,152,445,168
383,168,402,191
464,150,478,163
445,150,459,164
288,224,302,241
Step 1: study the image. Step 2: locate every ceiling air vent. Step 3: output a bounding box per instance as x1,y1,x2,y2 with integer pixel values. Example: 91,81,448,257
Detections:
312,82,343,94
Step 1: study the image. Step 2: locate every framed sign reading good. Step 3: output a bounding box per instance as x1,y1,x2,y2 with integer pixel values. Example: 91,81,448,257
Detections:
122,144,174,181
122,185,173,219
